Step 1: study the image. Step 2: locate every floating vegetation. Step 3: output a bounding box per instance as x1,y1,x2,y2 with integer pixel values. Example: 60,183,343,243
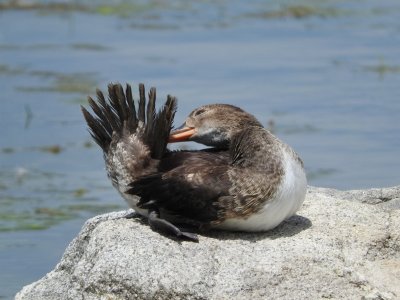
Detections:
0,1,88,12
0,203,123,232
96,3,160,17
2,66,98,97
0,164,122,232
73,188,87,198
0,209,74,232
0,0,396,33
52,74,98,94
0,44,63,52
1,147,15,154
67,96,90,105
129,23,180,30
83,141,94,148
332,58,400,79
363,60,400,77
28,70,61,78
245,4,344,20
0,195,123,232
35,207,70,217
17,72,98,94
71,43,111,51
0,1,162,17
0,0,353,31
39,145,63,154
0,64,25,75
0,140,96,155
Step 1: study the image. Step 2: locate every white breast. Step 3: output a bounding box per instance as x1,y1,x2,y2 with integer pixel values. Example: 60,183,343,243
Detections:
214,149,307,232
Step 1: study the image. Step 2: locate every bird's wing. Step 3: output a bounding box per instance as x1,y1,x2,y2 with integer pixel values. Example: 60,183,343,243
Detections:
127,156,231,224
127,150,280,225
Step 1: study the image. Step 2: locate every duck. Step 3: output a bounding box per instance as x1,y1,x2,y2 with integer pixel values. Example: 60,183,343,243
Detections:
82,83,307,242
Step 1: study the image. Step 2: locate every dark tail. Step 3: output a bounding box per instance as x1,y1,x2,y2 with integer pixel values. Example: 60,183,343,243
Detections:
81,83,177,159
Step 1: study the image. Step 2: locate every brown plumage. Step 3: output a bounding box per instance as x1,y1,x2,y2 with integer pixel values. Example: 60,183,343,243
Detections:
81,83,176,185
131,126,285,224
82,83,307,241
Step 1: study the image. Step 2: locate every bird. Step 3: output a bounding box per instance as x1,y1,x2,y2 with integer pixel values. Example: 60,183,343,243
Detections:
82,83,307,242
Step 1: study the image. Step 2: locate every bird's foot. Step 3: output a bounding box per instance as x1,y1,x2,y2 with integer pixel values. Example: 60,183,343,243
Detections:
124,210,140,219
148,210,199,242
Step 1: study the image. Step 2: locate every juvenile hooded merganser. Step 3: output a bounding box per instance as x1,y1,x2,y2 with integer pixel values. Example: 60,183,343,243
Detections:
82,83,307,242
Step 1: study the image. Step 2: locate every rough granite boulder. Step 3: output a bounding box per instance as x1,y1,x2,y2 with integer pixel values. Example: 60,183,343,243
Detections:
16,186,400,300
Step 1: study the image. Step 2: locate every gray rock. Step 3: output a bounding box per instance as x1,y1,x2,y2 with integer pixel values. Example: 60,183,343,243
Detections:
16,186,400,300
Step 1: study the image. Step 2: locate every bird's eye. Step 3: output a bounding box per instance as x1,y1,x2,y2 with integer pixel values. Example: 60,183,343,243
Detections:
193,109,205,116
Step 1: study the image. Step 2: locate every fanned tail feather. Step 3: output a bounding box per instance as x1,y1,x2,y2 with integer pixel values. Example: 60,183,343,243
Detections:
81,83,177,159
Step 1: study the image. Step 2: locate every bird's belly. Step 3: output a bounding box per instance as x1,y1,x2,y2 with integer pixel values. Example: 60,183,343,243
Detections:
214,151,307,232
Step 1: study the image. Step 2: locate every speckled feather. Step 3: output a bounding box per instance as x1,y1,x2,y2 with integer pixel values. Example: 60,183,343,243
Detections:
81,83,177,188
83,87,306,232
129,126,286,224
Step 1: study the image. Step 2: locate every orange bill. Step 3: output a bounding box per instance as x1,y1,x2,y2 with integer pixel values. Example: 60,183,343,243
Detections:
169,127,196,143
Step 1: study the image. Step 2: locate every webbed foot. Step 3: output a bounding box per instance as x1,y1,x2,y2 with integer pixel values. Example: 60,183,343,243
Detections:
148,210,199,242
124,211,140,219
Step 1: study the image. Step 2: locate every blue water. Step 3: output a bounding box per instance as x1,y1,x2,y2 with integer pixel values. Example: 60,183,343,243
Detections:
1,1,400,298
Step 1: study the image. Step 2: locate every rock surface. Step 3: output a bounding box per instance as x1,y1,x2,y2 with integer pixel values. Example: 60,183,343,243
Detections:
16,186,400,300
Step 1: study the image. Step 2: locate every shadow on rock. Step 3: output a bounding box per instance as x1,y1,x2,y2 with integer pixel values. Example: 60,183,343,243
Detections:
202,214,312,242
123,211,312,242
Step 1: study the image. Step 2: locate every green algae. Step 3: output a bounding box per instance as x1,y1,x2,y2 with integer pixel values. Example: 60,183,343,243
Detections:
17,72,98,94
0,201,123,232
83,141,94,148
0,209,74,232
39,145,63,155
250,5,344,19
363,61,400,77
73,188,87,198
0,167,122,232
96,3,159,17
0,2,88,12
0,1,163,18
0,140,96,156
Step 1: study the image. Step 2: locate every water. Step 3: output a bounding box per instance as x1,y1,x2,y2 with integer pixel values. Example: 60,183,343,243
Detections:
1,1,399,298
